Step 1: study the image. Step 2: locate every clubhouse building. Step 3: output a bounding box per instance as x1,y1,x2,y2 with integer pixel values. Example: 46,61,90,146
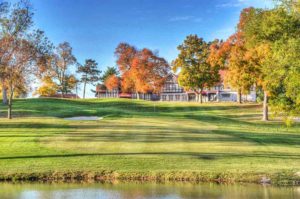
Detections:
95,73,257,102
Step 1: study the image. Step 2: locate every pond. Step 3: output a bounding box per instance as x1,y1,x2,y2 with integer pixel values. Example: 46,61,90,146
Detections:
0,182,299,199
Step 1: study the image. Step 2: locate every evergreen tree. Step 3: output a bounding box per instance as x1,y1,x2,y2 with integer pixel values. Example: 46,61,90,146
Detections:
77,59,101,99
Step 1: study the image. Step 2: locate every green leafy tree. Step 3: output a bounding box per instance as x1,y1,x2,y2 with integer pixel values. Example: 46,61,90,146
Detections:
173,35,220,103
77,59,101,99
244,5,300,121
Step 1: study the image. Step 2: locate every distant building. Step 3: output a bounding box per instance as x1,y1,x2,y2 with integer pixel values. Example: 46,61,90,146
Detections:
96,84,119,98
159,73,256,102
95,72,256,102
160,74,188,101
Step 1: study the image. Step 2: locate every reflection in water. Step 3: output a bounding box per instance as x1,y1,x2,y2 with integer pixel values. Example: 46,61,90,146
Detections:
0,182,299,199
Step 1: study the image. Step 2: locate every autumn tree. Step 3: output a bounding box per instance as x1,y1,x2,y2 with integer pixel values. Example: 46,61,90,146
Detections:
225,34,256,104
0,0,33,105
243,5,300,121
115,43,170,98
5,32,50,119
173,35,220,103
105,74,119,91
77,59,101,99
115,43,137,93
50,42,77,97
36,75,58,97
0,1,51,119
58,74,78,95
209,9,259,104
131,48,170,98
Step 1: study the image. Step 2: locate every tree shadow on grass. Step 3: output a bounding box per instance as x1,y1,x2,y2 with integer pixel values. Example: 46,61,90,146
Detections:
0,151,299,160
183,113,291,129
0,123,71,129
211,129,300,146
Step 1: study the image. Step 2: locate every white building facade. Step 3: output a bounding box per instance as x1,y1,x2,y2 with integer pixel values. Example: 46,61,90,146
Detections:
160,74,257,102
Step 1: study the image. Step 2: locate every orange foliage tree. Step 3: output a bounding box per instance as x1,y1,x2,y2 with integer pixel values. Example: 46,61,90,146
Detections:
115,43,137,93
115,43,170,98
208,8,258,104
131,48,170,95
105,74,119,91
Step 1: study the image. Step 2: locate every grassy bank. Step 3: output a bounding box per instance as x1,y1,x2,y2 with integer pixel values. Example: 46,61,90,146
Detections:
0,98,299,185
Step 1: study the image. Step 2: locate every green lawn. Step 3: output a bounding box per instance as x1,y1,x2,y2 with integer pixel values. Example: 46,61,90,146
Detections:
0,98,299,184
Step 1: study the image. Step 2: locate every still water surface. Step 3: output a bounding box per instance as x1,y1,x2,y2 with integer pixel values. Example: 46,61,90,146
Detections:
0,182,299,199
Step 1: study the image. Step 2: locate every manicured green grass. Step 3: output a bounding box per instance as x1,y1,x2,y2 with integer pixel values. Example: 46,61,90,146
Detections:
0,98,299,184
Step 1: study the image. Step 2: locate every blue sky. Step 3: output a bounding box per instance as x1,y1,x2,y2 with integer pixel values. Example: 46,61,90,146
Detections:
24,0,273,97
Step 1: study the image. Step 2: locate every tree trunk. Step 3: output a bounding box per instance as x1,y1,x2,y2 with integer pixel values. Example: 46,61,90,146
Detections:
237,90,242,104
2,85,7,105
76,83,78,99
262,91,269,121
254,84,257,103
7,90,13,119
200,93,203,104
136,92,140,100
83,81,87,99
8,102,12,119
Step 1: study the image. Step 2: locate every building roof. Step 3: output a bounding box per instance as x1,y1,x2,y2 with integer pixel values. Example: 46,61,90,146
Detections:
119,93,132,98
96,84,107,93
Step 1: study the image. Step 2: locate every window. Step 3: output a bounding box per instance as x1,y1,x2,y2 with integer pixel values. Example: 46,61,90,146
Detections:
169,95,174,101
175,95,180,101
221,93,231,98
162,95,167,101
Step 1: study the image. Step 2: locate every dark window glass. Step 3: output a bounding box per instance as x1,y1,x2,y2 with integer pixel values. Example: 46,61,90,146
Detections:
221,93,231,98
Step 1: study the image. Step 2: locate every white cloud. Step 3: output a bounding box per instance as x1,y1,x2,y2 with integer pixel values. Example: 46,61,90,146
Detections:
216,2,241,8
169,16,203,23
216,0,273,8
169,16,194,22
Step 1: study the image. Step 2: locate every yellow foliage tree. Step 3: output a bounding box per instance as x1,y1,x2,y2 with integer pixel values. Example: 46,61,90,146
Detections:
36,76,58,97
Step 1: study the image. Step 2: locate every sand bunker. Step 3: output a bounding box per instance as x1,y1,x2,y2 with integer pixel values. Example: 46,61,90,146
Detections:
64,116,103,121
